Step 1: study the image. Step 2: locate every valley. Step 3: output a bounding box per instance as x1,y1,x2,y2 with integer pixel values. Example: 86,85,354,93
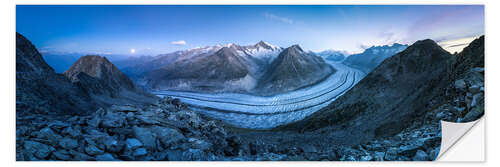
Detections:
152,62,364,129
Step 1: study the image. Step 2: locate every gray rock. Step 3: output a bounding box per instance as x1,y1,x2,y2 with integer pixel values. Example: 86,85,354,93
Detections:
189,138,212,151
373,151,385,161
23,140,54,159
53,150,72,160
133,148,148,157
470,85,481,94
87,116,101,128
462,107,484,122
361,155,373,161
110,104,139,112
301,145,318,153
152,126,184,147
166,150,184,161
85,144,104,155
101,112,125,128
454,79,467,90
125,138,143,150
133,126,156,149
327,151,338,160
61,127,81,138
428,147,440,160
412,150,429,161
37,127,62,145
69,150,94,160
384,147,398,161
58,137,79,149
96,153,117,161
102,138,122,153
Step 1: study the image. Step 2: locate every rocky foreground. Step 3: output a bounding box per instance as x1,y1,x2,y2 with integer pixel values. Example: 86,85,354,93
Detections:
17,97,232,161
16,68,483,161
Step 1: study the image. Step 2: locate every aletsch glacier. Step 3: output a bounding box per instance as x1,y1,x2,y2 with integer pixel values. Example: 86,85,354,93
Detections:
111,41,410,129
153,61,365,129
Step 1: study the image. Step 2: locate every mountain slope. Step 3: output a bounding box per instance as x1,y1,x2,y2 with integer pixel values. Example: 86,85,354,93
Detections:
257,45,335,94
143,46,256,92
343,43,408,73
279,39,453,142
63,55,156,104
16,33,97,115
64,55,136,94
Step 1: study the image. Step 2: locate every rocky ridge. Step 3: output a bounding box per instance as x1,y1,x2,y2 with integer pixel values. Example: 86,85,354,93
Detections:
257,45,335,95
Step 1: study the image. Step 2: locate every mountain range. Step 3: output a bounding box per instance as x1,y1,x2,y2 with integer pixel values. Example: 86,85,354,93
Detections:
343,43,408,73
124,41,335,95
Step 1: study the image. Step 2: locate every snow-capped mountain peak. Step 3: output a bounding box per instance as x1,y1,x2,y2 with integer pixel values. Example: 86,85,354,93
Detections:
254,41,280,51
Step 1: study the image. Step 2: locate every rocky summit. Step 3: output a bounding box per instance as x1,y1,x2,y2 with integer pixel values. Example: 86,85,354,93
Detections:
257,45,335,95
63,55,154,103
16,32,98,116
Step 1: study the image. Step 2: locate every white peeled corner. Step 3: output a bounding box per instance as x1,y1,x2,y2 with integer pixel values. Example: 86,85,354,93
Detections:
437,117,484,161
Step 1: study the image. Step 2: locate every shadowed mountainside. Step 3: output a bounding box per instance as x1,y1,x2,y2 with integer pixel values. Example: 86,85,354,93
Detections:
16,33,98,116
280,39,454,137
257,45,335,94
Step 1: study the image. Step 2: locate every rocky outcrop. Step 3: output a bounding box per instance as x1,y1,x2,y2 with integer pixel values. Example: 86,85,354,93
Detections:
257,45,335,94
64,55,137,97
16,32,98,116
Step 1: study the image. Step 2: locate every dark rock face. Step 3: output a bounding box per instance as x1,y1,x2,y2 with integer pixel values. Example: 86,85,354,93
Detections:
281,39,453,137
63,55,137,97
16,32,97,115
343,43,408,73
257,45,335,94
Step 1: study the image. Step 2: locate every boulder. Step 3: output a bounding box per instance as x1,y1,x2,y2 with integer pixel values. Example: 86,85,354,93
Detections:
102,137,122,153
412,150,429,161
85,144,104,155
361,155,373,161
132,126,157,149
61,126,82,138
96,153,117,161
373,151,385,161
384,147,398,161
133,148,148,157
301,145,318,153
151,126,185,147
454,79,467,90
101,112,125,128
58,137,79,149
69,150,94,160
125,138,143,150
37,127,62,145
53,150,72,160
23,140,54,159
110,104,139,112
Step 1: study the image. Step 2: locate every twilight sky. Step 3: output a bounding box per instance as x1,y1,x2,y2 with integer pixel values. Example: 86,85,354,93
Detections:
16,5,484,56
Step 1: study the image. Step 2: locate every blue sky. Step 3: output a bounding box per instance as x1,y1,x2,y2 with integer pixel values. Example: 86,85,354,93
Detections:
16,5,484,56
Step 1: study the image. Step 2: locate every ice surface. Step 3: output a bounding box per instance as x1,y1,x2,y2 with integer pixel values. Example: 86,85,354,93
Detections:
153,62,365,129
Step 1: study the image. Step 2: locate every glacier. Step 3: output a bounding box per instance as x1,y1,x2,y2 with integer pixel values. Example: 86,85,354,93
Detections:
153,61,365,129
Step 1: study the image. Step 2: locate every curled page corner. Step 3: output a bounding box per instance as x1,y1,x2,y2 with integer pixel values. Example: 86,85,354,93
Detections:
437,117,484,161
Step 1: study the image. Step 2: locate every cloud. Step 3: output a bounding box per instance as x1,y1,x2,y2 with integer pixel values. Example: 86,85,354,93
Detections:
170,40,187,46
263,12,294,24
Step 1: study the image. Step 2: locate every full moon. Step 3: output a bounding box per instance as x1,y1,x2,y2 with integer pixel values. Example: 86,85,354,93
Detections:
130,48,136,54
